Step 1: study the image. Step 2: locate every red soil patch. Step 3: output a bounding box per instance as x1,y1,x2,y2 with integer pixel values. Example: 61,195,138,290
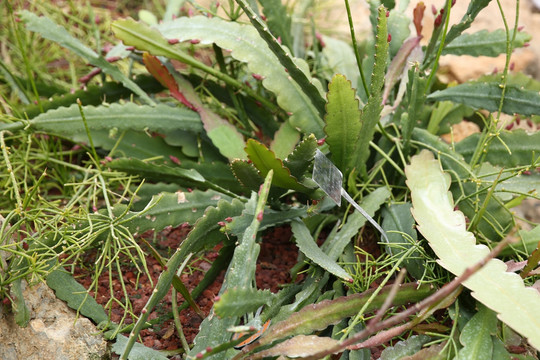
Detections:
71,224,298,352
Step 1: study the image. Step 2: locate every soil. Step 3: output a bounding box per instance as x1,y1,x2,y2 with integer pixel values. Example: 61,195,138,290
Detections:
71,224,301,355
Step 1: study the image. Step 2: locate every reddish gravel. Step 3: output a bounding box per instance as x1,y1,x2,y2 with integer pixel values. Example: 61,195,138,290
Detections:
71,224,299,352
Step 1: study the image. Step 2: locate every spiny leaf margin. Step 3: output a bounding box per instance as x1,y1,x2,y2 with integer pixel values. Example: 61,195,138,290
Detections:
405,149,540,350
214,288,276,317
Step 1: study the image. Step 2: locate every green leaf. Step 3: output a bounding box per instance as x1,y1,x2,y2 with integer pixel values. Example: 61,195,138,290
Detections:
442,29,531,57
477,163,540,202
163,0,185,22
491,336,513,360
214,288,276,317
403,66,428,151
499,224,540,256
270,120,300,160
121,198,245,358
291,219,352,281
380,335,431,360
20,76,164,119
356,5,389,176
427,101,474,135
0,61,30,104
91,130,187,164
427,82,540,117
445,0,500,46
455,130,540,168
188,171,273,357
322,187,391,261
172,73,246,160
113,15,325,137
405,150,540,350
11,278,30,327
479,72,540,91
138,10,158,26
225,172,272,288
0,102,202,135
225,204,307,237
233,0,326,119
381,203,424,279
19,11,154,105
108,158,205,184
230,160,264,191
119,189,232,233
412,128,514,241
283,134,318,179
324,74,362,175
245,139,313,192
457,305,498,360
46,269,108,325
258,283,435,346
113,335,168,360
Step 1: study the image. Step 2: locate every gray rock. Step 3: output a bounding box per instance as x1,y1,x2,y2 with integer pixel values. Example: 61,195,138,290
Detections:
0,282,108,360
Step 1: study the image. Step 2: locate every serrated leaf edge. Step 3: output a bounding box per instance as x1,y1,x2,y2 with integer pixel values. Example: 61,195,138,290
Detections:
405,149,540,351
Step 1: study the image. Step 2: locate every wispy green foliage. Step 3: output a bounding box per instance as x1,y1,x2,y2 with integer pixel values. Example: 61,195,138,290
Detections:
19,10,154,105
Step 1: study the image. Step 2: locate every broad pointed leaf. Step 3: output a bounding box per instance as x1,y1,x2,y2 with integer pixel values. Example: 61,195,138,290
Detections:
283,134,318,179
231,159,264,191
245,139,313,192
325,74,362,174
291,219,352,281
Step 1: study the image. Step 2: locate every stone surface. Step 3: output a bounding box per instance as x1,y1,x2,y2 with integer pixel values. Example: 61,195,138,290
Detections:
0,282,107,360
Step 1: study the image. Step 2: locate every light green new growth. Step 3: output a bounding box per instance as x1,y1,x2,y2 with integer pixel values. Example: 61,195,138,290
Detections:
405,150,540,350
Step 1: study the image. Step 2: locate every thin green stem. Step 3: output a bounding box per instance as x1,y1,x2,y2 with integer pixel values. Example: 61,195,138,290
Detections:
1,131,23,213
9,4,42,112
77,98,101,170
495,0,520,122
369,140,404,176
425,0,453,91
213,44,252,131
343,0,369,97
172,254,194,354
467,168,503,233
